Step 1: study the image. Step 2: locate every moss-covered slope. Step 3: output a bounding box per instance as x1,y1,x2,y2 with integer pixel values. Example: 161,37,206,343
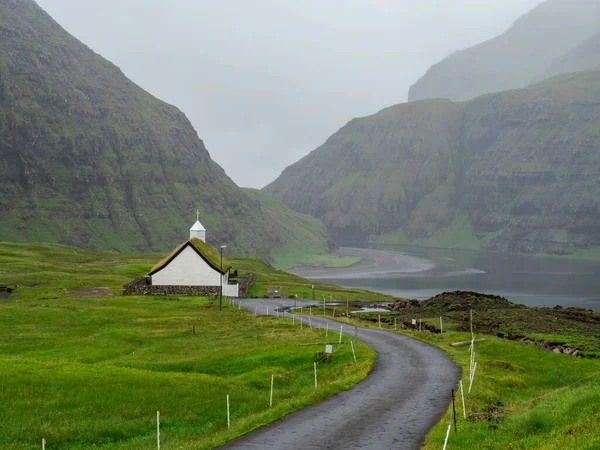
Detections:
0,0,331,261
266,69,600,255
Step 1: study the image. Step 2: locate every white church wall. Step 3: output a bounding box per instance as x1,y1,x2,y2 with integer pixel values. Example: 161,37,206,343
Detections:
152,246,221,286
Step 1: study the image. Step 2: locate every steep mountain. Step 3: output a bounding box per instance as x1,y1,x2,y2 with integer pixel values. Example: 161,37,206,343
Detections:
266,69,600,255
0,0,332,263
540,32,600,80
408,0,600,102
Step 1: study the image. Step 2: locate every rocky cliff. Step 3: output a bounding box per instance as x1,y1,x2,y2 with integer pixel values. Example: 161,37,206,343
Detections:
0,0,332,261
266,69,600,255
408,0,600,102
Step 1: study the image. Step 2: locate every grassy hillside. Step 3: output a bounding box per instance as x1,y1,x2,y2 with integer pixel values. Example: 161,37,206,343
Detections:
319,294,600,449
0,0,332,264
408,0,600,102
267,68,600,256
0,241,376,449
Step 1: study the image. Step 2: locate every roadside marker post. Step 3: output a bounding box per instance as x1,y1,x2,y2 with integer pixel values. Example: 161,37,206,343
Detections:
460,380,466,419
42,439,45,450
157,411,160,450
266,306,269,316
394,318,397,330
350,340,357,362
314,362,318,389
443,424,451,450
309,317,313,331
440,316,443,333
326,323,328,337
469,363,477,393
452,389,457,433
419,319,422,332
339,325,343,344
309,306,312,315
227,395,231,429
378,314,381,329
254,306,257,316
270,374,274,408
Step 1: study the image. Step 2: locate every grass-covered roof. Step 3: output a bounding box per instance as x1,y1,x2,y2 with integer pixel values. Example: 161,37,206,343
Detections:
149,238,231,275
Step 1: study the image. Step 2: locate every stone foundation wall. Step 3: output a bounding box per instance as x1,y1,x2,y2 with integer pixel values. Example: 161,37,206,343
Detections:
123,274,253,298
123,277,220,297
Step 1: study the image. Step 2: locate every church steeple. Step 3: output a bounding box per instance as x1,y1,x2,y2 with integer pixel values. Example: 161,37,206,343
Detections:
190,209,206,242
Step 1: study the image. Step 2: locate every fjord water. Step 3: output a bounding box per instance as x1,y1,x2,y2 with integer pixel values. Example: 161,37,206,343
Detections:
292,246,600,311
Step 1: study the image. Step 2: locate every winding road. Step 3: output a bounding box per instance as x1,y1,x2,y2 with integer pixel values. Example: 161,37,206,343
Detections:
221,298,459,450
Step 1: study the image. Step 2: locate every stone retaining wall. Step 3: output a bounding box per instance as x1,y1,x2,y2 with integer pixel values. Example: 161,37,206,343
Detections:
238,274,254,298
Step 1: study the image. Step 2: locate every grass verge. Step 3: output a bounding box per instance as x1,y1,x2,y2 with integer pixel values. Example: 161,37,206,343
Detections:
319,308,600,449
0,242,377,449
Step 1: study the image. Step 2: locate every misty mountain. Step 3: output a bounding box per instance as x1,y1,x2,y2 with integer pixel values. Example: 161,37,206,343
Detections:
0,0,331,261
540,32,600,80
408,0,600,102
266,68,600,255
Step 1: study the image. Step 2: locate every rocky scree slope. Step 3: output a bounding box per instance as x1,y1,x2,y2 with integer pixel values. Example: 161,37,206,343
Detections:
266,69,600,255
408,0,600,102
0,0,332,260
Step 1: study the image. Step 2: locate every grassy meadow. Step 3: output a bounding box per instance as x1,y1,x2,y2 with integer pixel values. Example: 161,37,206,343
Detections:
0,242,376,449
326,309,600,449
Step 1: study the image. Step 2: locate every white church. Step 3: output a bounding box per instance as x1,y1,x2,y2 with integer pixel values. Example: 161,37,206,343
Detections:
124,213,239,297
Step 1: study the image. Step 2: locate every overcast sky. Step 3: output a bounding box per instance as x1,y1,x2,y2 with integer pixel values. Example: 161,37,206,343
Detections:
37,0,542,188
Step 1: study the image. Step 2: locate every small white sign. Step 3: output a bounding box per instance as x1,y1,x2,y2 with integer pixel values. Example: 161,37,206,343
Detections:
412,319,417,325
325,344,333,355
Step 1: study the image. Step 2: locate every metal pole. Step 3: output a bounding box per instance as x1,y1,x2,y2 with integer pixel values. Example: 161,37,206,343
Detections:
220,247,223,311
452,389,457,433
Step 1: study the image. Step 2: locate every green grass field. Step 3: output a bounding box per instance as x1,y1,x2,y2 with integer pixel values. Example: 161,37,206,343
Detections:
0,242,376,449
333,311,600,449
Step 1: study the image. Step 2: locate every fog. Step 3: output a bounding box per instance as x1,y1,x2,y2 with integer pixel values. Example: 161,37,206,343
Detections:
36,0,542,188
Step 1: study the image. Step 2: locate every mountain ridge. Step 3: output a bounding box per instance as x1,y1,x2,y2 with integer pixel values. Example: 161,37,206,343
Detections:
408,0,600,102
266,68,600,255
0,0,332,263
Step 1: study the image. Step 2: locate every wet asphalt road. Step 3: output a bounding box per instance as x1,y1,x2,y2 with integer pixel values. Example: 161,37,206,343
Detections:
220,298,460,450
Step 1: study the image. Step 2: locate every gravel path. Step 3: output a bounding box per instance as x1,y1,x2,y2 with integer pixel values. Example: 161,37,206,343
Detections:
220,298,459,450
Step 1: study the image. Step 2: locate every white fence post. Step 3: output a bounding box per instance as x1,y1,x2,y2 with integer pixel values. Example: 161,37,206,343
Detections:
227,394,231,429
270,374,274,407
460,380,466,419
156,411,160,450
442,424,451,450
468,363,477,393
42,439,46,450
350,340,357,362
339,325,343,344
314,362,318,389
